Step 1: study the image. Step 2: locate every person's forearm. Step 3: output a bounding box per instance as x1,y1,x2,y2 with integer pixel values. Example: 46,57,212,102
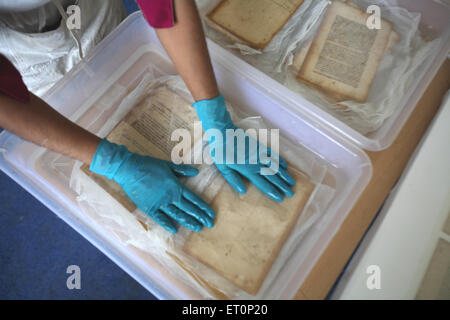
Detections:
155,0,219,101
0,93,101,165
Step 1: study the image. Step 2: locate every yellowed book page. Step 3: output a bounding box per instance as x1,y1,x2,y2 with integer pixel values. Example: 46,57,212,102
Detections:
80,88,200,213
298,1,392,102
184,171,315,295
292,32,399,74
206,0,304,50
292,40,348,104
292,40,313,72
166,251,231,300
386,30,400,52
345,0,400,54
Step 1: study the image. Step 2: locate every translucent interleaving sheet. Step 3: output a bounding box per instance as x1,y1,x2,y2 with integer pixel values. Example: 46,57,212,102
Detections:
197,0,443,135
68,74,335,299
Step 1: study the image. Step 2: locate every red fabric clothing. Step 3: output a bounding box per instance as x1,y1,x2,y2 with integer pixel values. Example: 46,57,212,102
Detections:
136,0,175,29
0,55,30,103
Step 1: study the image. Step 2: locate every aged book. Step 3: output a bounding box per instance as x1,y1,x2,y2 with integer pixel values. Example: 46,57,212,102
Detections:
206,0,305,50
292,33,399,106
81,85,315,296
184,170,315,295
297,1,393,102
80,87,200,213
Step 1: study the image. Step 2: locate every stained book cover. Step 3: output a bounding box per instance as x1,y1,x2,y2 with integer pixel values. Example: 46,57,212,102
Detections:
184,170,314,295
206,0,305,50
297,1,393,102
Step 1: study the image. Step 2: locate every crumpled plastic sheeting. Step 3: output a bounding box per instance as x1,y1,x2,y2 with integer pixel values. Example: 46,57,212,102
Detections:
70,75,336,299
197,0,439,135
0,0,126,97
285,0,439,135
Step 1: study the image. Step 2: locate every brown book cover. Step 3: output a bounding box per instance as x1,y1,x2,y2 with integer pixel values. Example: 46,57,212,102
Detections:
206,0,305,50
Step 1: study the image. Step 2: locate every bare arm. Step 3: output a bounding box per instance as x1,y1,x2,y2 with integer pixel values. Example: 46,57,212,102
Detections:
0,0,215,166
0,92,100,165
155,0,219,101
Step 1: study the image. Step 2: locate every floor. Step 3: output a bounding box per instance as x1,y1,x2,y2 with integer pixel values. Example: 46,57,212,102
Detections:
0,0,156,300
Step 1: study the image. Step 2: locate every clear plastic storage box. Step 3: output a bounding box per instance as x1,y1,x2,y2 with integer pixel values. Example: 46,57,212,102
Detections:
198,0,450,151
1,11,400,299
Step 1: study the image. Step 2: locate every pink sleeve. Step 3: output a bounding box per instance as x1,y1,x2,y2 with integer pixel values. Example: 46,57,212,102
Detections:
136,0,175,29
0,55,30,104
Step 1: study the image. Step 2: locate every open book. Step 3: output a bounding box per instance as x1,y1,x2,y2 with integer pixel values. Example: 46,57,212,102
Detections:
297,1,394,102
205,0,305,50
81,85,314,296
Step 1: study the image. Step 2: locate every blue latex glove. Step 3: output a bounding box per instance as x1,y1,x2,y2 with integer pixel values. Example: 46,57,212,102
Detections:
90,139,215,234
193,94,295,202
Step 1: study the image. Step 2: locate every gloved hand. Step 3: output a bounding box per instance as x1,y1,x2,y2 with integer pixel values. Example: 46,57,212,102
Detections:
193,94,295,202
90,139,215,234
